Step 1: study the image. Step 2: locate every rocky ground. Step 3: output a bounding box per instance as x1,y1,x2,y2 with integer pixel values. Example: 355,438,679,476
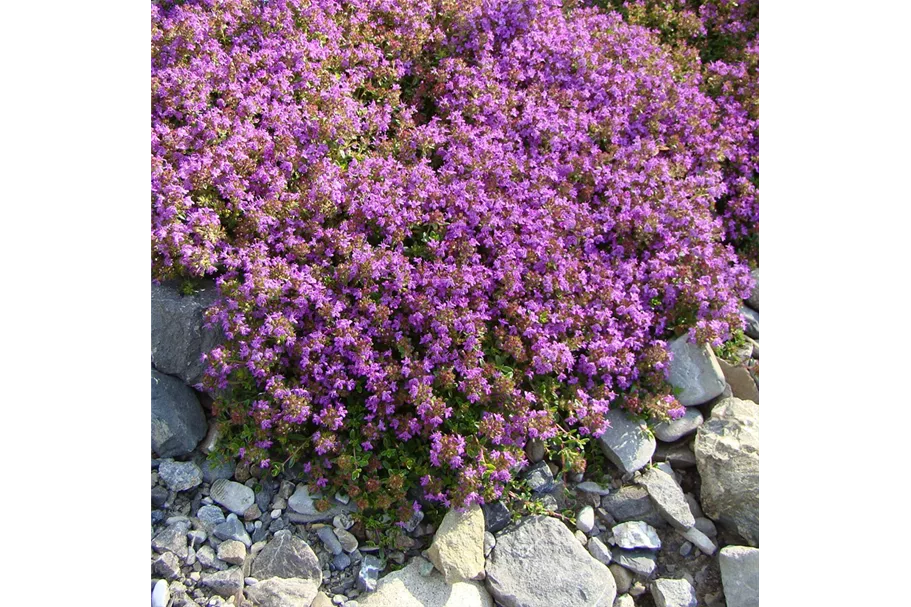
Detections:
151,269,759,607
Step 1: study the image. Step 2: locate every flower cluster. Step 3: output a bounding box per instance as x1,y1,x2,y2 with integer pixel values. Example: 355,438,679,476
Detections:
152,0,754,515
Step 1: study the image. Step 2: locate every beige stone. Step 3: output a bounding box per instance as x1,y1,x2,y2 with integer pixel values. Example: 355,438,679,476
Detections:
425,505,486,584
718,359,759,403
359,558,492,607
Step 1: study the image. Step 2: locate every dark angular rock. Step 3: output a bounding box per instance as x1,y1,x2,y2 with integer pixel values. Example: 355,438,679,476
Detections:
151,281,221,387
601,486,666,528
357,554,383,592
523,461,554,493
151,370,207,458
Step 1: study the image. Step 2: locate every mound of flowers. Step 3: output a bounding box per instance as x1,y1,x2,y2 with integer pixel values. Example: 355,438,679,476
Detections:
152,0,753,521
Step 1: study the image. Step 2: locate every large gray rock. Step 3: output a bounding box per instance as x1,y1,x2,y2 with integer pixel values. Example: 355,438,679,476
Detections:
747,269,758,310
610,548,656,578
694,398,759,546
210,479,255,516
151,370,207,458
650,578,697,607
426,505,486,584
635,467,695,531
485,515,616,607
151,281,221,387
251,530,322,584
653,409,703,443
244,577,320,607
601,486,665,528
359,557,493,607
597,409,656,474
667,336,726,406
611,521,661,550
719,546,759,607
158,459,203,492
201,568,244,598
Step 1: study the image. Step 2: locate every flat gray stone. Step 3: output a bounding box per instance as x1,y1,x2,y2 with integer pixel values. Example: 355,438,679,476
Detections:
609,565,633,594
214,513,252,547
601,486,665,528
358,557,493,607
334,528,359,553
653,409,703,443
694,398,759,546
610,548,656,578
197,504,226,528
151,579,169,607
244,577,320,607
576,482,612,496
151,281,221,387
151,370,207,458
611,521,661,550
650,578,697,607
586,537,612,565
287,485,356,523
740,306,759,339
667,336,726,406
719,546,759,607
152,522,190,559
210,479,255,516
635,467,695,531
201,567,244,598
485,515,616,607
158,459,203,492
251,530,322,584
747,269,758,310
597,409,656,474
152,552,182,579
678,526,716,556
332,552,351,570
653,441,697,469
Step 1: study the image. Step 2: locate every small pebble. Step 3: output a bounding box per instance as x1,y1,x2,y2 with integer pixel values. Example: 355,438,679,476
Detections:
679,541,693,557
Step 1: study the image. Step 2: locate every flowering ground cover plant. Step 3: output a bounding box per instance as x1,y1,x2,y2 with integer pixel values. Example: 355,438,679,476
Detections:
152,0,756,525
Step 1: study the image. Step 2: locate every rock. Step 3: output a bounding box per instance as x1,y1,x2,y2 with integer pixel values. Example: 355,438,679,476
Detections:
694,517,717,538
151,281,221,386
610,548,656,578
650,578,697,607
485,515,616,607
667,336,726,407
601,485,665,528
198,456,235,484
635,467,695,531
244,577,319,607
683,494,703,518
332,553,352,570
356,557,493,607
523,461,555,493
151,370,207,458
426,505,485,583
158,459,204,492
201,568,244,598
678,526,716,556
611,521,661,550
576,506,595,534
694,398,759,545
746,268,758,310
251,530,322,584
312,592,334,607
614,595,635,607
609,564,633,595
740,306,759,339
197,504,227,528
287,485,356,523
576,481,612,496
718,359,759,403
152,552,182,579
318,526,344,556
653,409,703,443
152,523,190,559
217,540,247,566
629,581,647,597
481,501,511,534
197,545,227,570
719,546,759,607
524,438,545,464
597,408,656,474
332,528,358,553
747,336,759,359
678,542,692,557
586,536,612,565
574,530,588,546
401,508,424,534
214,513,252,547
483,532,496,557
244,504,263,522
210,479,255,516
357,555,383,592
152,579,170,607
653,441,697,469
151,485,170,508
